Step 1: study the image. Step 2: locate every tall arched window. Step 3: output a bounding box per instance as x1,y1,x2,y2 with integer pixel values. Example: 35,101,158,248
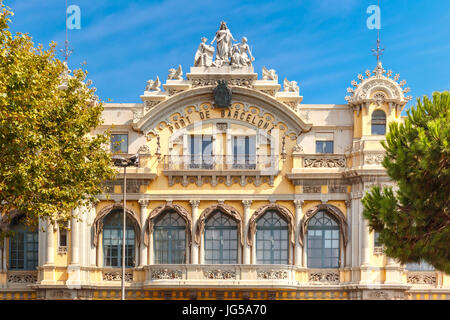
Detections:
9,224,38,270
307,211,340,268
103,210,135,268
256,211,288,264
204,211,237,264
371,110,386,135
153,212,186,264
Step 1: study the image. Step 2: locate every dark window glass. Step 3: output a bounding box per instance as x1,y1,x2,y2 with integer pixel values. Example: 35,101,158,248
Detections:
256,211,288,264
232,136,256,169
189,135,213,169
154,212,186,264
315,141,334,154
204,211,237,264
406,261,435,271
111,134,128,153
307,211,340,268
374,231,381,247
371,110,386,135
9,226,38,270
103,210,135,268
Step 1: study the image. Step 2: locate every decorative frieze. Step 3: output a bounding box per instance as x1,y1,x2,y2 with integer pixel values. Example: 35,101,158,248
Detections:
190,78,254,88
304,156,346,168
203,269,236,280
7,271,38,284
257,270,288,280
303,186,322,193
151,269,183,280
364,154,384,165
407,272,437,285
144,100,161,112
102,271,133,282
308,270,340,284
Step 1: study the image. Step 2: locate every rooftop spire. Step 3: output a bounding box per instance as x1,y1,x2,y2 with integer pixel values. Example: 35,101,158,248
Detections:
371,0,384,63
60,0,73,63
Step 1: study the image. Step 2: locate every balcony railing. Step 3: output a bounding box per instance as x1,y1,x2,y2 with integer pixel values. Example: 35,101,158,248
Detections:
163,154,278,171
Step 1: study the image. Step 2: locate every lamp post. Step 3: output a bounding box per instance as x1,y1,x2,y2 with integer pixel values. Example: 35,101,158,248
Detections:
112,154,139,300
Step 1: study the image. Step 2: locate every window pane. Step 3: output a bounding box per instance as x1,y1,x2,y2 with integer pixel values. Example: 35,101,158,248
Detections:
111,134,128,153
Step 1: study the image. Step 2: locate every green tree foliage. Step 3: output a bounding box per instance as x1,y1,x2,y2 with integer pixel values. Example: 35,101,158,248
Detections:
0,3,115,233
362,91,450,274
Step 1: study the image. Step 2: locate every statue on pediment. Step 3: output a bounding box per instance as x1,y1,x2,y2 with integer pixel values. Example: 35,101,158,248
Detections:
194,37,215,67
210,21,236,65
145,76,161,92
262,66,278,81
168,65,183,80
230,37,254,67
283,78,299,92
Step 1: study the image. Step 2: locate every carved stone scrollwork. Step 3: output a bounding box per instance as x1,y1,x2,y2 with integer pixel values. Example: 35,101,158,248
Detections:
308,270,340,284
367,290,389,299
102,271,133,282
191,78,254,88
203,269,236,280
7,271,38,283
364,154,384,165
144,100,161,112
132,109,144,123
151,269,182,280
49,290,72,299
260,89,277,96
137,144,151,154
407,272,437,285
257,270,288,280
303,186,321,193
304,156,346,168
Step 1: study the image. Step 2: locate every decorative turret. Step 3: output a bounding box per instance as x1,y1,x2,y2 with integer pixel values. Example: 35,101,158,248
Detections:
345,61,412,116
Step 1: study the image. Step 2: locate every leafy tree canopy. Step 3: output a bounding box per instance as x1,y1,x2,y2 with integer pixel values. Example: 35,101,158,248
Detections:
362,91,449,274
0,3,115,235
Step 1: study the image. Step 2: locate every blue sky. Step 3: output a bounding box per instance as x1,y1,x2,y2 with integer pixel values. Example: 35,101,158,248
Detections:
6,0,450,111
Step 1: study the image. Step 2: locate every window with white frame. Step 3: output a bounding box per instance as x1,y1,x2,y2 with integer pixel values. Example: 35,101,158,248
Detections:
111,133,128,154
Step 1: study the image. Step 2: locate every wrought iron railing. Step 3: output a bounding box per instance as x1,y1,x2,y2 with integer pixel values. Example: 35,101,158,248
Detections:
163,154,278,171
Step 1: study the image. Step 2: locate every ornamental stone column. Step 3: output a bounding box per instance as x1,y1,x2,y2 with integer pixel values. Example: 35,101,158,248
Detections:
138,199,149,267
45,219,55,265
242,200,252,265
70,209,80,265
190,200,200,264
67,208,82,288
293,200,304,266
344,200,352,268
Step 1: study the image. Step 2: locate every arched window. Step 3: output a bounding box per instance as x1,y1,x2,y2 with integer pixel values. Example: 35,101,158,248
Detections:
9,224,38,270
204,211,237,264
103,210,135,268
371,110,386,135
256,211,288,264
153,212,186,264
307,211,340,268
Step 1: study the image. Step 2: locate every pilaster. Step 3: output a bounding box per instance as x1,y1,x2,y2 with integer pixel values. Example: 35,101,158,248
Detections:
293,199,304,267
242,200,252,265
190,200,200,264
139,199,149,266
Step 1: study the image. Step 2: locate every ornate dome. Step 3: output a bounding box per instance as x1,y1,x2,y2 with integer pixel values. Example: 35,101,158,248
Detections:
345,61,412,115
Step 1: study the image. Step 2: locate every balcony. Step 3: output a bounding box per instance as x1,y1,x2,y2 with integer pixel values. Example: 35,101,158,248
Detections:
163,154,280,187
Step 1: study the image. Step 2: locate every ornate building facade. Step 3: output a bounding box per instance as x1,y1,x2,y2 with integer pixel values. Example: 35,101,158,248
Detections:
0,24,448,300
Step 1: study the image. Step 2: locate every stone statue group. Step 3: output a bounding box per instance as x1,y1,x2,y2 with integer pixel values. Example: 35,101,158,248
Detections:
194,21,254,68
